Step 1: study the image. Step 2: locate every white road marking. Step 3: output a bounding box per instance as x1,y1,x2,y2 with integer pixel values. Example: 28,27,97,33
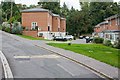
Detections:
0,51,14,78
14,54,60,59
57,64,75,76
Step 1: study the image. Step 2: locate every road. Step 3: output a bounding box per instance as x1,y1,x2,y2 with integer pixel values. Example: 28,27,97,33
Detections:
1,31,101,78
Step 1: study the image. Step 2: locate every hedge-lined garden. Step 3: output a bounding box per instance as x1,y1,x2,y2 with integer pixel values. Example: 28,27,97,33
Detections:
1,22,23,35
93,37,120,49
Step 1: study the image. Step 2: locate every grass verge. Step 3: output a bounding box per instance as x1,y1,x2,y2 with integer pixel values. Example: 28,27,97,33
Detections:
16,34,45,40
48,43,120,68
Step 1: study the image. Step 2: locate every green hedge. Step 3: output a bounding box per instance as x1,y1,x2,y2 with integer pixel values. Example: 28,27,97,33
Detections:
93,37,104,43
113,40,120,49
103,40,112,47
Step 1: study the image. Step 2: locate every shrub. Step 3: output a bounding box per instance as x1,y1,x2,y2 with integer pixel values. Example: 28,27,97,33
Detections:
12,26,22,35
0,25,2,30
103,40,112,46
113,40,120,49
22,26,25,30
5,27,11,33
93,37,104,43
1,26,6,31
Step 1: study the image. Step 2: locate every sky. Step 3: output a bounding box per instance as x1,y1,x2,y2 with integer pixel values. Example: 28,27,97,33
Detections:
0,0,120,10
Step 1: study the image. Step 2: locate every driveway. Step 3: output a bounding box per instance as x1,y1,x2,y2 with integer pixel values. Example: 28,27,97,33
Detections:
71,39,87,44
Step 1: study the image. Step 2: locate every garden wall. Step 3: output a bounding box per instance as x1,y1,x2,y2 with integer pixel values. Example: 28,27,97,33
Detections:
22,31,38,38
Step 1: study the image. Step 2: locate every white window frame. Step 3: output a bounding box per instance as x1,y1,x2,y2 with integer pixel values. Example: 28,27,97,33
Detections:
116,17,118,25
110,19,111,26
118,17,120,26
31,22,37,29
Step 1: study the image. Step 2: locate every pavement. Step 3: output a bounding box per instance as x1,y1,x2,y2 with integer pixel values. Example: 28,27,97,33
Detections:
1,31,119,79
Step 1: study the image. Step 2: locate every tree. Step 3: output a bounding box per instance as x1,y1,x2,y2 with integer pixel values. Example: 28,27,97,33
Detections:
1,2,21,22
38,2,60,14
60,2,69,17
66,2,119,36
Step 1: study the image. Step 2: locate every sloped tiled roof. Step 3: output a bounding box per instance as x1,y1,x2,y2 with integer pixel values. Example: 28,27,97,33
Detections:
52,13,59,17
105,14,119,20
21,8,49,12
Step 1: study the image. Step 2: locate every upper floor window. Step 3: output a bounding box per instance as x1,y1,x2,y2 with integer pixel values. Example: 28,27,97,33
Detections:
109,20,111,26
116,17,120,26
117,17,120,26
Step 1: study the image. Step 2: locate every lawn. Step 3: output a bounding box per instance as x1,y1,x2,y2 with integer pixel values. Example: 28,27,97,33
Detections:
16,34,45,40
48,43,120,68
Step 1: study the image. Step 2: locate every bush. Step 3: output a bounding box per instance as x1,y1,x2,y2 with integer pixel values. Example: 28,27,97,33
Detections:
12,26,22,35
103,40,112,46
93,37,104,43
1,26,6,31
0,26,2,30
5,27,11,33
113,40,120,49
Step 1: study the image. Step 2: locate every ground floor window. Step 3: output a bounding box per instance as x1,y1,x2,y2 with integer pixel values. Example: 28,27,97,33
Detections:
31,22,37,29
39,33,43,37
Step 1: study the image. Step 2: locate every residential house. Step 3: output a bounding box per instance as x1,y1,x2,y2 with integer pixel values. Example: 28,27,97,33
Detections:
93,14,120,43
21,8,66,40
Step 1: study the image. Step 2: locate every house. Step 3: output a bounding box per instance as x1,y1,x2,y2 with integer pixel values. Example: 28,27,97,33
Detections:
93,14,120,43
21,8,66,40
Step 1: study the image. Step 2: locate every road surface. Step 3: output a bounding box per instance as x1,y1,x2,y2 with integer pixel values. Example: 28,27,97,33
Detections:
1,31,101,78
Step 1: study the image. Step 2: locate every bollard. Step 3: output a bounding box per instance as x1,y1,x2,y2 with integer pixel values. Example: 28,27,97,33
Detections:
68,43,71,45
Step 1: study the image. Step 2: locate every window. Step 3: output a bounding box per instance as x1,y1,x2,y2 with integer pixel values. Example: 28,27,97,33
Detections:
118,17,120,26
58,28,60,32
48,26,50,31
116,18,118,25
110,34,114,40
39,33,43,37
109,20,111,26
31,22,37,29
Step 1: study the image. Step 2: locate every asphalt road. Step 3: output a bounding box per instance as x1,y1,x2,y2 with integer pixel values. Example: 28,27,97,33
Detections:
1,31,101,78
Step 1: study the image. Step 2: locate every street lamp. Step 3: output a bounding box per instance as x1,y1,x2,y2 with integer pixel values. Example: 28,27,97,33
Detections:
10,0,13,33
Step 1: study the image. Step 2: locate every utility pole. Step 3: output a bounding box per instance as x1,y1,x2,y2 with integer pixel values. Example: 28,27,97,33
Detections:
10,0,13,33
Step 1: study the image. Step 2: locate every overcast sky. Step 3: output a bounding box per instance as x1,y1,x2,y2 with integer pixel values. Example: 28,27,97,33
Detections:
0,0,120,10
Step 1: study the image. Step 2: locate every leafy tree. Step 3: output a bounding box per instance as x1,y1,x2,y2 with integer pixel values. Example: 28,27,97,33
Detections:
60,2,69,17
38,2,60,14
1,2,21,22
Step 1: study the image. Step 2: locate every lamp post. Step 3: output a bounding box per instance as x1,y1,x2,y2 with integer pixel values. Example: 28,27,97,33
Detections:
10,0,13,33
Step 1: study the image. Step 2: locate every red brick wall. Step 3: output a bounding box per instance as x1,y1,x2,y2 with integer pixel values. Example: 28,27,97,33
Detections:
22,12,49,31
52,16,60,32
60,19,66,32
22,31,38,37
47,14,52,31
94,18,119,33
107,18,119,30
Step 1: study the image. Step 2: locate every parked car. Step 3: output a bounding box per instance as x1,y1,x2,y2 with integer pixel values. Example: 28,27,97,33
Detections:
53,36,67,41
86,37,93,43
85,36,90,39
79,36,86,39
64,35,74,40
79,36,84,39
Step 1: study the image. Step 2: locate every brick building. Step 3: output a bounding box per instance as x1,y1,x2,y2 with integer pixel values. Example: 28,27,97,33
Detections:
21,8,66,40
93,14,120,43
